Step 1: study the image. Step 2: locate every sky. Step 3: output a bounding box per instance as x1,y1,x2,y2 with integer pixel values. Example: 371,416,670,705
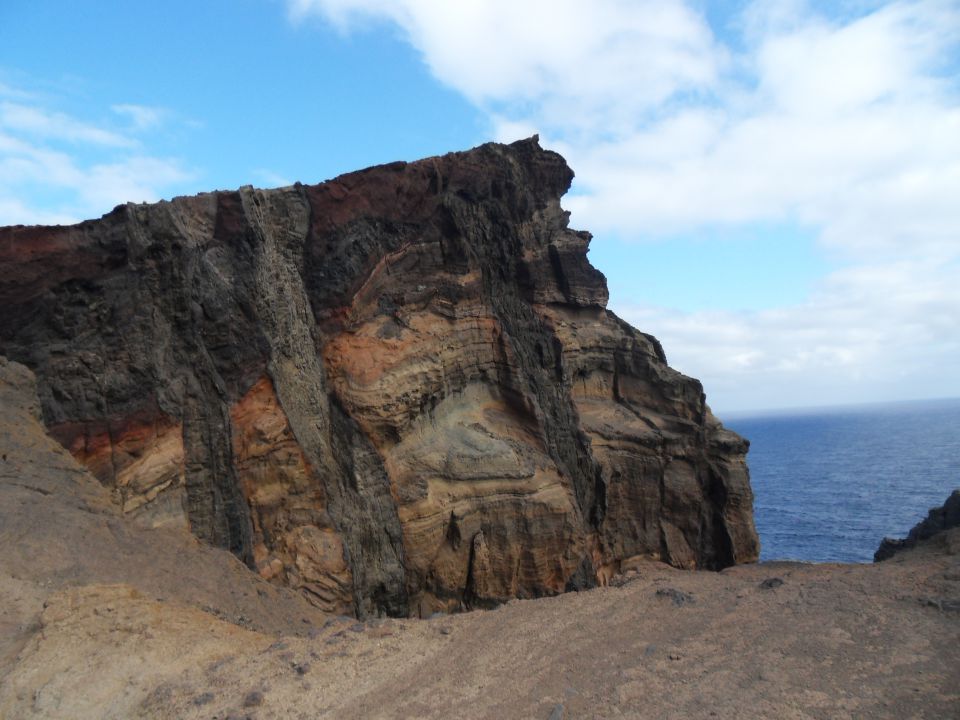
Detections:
1,0,958,414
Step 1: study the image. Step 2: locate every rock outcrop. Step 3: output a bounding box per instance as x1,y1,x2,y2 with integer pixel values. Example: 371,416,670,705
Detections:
875,489,960,562
0,137,758,617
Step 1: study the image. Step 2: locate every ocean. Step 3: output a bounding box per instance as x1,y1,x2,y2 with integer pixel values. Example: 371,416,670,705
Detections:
724,398,960,563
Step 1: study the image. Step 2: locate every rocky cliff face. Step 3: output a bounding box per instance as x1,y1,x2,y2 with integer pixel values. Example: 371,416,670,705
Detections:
875,490,960,562
0,137,758,617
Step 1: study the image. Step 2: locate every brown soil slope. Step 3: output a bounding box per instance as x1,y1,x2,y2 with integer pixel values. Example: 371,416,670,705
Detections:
2,539,957,720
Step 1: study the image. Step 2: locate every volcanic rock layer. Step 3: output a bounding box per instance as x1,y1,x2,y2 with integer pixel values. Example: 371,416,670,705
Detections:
0,137,758,617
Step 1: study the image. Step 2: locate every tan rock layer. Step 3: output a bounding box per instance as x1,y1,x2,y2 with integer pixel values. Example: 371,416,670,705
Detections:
230,376,353,614
0,137,759,616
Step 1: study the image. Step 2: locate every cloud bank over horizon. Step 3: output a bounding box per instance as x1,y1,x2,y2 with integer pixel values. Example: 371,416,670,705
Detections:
291,0,960,411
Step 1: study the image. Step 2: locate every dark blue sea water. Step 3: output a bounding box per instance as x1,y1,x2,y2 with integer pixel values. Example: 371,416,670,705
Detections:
725,398,960,563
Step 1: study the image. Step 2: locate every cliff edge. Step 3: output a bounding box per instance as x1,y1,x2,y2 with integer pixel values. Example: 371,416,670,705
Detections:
0,137,758,617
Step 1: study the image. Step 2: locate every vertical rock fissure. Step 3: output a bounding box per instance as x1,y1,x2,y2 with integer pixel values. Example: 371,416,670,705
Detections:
181,373,253,562
494,269,599,526
703,464,735,569
239,186,408,618
127,206,254,561
444,194,601,574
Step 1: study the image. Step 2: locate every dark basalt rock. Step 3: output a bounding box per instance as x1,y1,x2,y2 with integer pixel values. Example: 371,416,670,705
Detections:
655,588,696,607
875,489,960,562
0,137,759,617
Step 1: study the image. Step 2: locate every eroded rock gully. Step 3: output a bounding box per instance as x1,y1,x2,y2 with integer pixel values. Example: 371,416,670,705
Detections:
0,137,759,617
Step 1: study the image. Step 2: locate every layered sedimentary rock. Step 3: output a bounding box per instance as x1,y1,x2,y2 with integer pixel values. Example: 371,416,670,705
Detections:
0,137,758,617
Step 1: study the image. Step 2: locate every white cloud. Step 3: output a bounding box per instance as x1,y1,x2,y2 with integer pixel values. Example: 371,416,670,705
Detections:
0,196,77,227
616,255,960,410
0,92,191,226
111,103,165,131
290,0,960,410
292,0,725,135
0,101,134,147
81,156,192,212
252,168,294,188
552,2,960,250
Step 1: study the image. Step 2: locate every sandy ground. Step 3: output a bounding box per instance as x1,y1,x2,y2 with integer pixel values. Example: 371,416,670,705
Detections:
2,532,958,720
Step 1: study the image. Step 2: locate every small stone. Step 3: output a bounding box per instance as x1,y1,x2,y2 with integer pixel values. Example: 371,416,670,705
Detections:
759,577,784,590
349,623,366,633
655,588,695,607
548,703,565,720
192,692,214,706
242,690,264,708
207,656,235,673
921,597,960,612
644,644,657,657
440,627,452,635
921,597,942,610
294,662,310,676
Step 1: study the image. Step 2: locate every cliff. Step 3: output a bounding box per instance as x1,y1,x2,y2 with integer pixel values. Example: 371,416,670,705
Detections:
0,137,758,617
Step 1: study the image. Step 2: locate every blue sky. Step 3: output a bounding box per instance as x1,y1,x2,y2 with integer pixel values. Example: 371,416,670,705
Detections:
1,0,958,413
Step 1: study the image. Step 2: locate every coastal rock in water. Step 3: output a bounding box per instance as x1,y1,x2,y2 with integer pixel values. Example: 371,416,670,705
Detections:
875,489,960,562
0,137,758,616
